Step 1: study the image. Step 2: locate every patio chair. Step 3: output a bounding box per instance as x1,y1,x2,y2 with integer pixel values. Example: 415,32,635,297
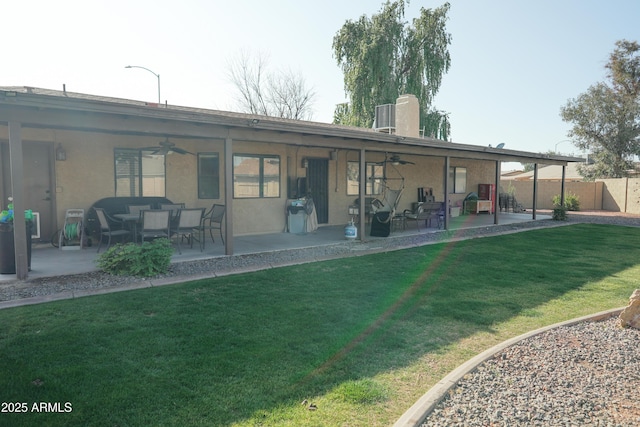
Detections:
403,202,443,231
201,204,225,247
161,202,185,230
138,210,171,243
94,208,131,253
172,208,204,254
127,204,152,219
160,203,185,219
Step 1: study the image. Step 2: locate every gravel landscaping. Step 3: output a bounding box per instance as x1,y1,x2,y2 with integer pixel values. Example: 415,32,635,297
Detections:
421,315,640,427
415,212,640,427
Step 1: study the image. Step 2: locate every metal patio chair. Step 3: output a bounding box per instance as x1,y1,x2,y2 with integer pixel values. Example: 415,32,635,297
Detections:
172,208,204,254
127,204,152,219
94,208,131,252
403,202,443,230
201,204,225,247
160,203,185,219
138,210,171,243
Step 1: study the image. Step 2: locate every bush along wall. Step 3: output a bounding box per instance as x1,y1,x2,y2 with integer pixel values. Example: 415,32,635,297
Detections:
97,238,173,277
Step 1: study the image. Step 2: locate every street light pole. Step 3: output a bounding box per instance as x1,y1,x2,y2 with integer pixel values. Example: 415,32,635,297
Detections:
554,139,571,153
125,65,161,105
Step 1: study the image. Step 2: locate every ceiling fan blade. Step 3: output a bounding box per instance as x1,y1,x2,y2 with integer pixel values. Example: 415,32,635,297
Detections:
139,138,193,155
170,146,194,155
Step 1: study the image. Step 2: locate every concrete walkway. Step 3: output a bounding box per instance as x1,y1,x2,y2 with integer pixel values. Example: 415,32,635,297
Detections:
1,212,547,283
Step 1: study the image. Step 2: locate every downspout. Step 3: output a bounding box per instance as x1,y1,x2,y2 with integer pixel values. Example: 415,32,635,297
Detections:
9,121,28,280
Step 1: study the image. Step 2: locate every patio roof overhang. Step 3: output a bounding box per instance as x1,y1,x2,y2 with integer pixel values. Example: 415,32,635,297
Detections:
0,87,583,166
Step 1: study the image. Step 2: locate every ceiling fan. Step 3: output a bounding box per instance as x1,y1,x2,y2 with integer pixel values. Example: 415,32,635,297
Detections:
141,138,193,155
379,154,415,165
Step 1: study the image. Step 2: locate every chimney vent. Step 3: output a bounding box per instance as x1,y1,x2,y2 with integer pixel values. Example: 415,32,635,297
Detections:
395,94,419,138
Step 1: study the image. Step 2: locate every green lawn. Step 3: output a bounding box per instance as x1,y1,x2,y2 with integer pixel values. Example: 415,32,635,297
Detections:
1,223,638,426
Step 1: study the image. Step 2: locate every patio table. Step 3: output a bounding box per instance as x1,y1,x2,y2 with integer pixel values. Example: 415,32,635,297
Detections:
113,213,141,243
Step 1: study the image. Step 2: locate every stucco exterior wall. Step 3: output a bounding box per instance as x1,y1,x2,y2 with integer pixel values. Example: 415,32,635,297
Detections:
2,123,534,239
451,159,498,208
50,133,226,229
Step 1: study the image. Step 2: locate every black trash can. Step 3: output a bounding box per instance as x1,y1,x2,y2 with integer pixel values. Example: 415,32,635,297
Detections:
370,212,391,237
0,222,32,274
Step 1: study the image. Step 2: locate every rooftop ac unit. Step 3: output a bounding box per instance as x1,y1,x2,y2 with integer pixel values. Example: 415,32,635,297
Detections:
374,104,396,133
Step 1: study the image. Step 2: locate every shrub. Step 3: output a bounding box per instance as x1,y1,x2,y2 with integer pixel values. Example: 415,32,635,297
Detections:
552,192,580,211
552,206,567,221
97,238,173,277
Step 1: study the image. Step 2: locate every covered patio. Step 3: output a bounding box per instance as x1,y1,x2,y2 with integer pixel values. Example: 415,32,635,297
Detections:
1,87,580,281
0,212,550,283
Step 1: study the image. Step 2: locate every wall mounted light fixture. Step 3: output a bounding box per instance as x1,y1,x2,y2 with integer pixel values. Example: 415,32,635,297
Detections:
55,143,67,161
302,158,308,168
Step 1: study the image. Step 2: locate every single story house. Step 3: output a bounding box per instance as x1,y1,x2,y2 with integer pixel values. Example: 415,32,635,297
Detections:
0,88,581,278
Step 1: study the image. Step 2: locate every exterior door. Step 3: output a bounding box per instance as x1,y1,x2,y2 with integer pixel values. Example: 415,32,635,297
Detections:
307,159,329,224
1,142,55,242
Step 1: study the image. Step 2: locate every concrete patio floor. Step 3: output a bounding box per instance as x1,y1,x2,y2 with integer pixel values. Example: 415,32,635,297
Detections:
0,212,550,283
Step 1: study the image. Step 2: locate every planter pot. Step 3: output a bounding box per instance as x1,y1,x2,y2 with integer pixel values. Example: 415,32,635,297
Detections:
0,222,32,274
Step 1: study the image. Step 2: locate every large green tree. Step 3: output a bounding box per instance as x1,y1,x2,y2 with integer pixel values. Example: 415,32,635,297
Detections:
561,40,640,179
332,1,452,140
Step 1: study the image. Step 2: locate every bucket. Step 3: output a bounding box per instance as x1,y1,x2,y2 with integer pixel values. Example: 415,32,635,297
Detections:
344,221,357,240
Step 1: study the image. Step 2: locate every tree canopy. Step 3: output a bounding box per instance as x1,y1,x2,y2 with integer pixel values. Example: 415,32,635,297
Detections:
332,1,452,139
561,40,640,179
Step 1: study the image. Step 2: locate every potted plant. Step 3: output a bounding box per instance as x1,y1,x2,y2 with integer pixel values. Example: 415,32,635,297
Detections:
0,197,34,274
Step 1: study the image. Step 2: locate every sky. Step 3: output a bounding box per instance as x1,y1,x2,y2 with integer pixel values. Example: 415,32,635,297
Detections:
4,0,640,169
